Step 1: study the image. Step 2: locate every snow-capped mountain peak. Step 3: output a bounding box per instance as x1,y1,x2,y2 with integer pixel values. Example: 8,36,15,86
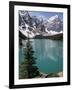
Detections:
48,15,59,22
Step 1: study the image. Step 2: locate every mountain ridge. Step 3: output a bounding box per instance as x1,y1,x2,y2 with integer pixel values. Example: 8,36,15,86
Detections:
19,11,63,39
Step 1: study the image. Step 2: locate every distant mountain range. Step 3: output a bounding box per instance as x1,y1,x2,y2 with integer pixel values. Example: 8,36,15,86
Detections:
19,11,63,39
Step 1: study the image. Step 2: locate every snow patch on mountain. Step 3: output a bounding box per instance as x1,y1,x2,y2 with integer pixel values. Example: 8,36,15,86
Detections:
48,15,59,22
20,29,35,38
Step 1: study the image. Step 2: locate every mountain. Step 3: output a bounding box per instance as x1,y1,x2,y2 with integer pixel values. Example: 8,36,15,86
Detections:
19,11,63,38
47,15,63,32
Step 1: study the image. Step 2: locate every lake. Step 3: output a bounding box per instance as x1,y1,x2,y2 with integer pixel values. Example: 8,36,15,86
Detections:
19,39,63,74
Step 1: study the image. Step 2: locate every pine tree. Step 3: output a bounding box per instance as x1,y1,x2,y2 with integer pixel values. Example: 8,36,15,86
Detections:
19,38,40,79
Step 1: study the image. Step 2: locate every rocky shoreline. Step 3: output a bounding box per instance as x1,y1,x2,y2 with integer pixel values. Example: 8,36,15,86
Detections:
34,72,63,78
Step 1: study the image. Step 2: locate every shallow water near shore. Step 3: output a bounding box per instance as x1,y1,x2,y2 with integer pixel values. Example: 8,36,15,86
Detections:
19,39,63,74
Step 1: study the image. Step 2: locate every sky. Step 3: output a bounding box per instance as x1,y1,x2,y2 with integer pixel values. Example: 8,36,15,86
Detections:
29,11,63,21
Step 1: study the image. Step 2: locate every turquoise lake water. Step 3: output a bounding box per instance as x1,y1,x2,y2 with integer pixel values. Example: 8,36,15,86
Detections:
19,39,63,73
